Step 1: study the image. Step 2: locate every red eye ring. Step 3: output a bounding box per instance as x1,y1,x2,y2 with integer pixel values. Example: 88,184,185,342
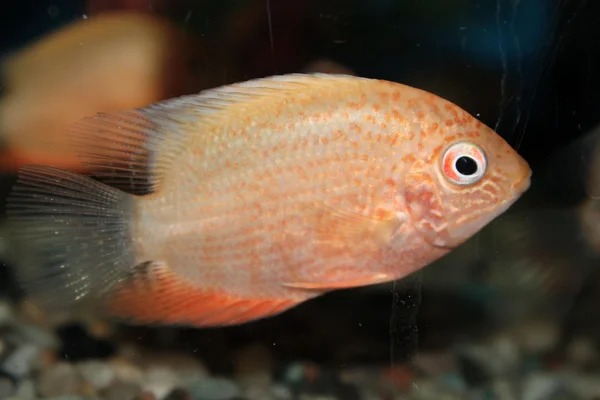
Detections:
442,142,487,185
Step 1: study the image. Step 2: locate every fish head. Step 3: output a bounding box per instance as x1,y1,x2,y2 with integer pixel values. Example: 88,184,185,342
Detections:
402,112,531,250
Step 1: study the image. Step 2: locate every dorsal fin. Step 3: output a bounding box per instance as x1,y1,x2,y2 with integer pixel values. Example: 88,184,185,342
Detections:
69,73,366,195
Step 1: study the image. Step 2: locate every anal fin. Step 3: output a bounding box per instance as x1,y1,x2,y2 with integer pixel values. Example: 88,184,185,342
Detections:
105,262,301,327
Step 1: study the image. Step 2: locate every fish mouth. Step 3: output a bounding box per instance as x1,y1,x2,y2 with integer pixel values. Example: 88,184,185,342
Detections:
430,173,532,252
512,170,532,195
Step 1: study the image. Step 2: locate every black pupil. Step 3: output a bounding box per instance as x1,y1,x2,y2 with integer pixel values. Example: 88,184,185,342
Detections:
455,156,478,176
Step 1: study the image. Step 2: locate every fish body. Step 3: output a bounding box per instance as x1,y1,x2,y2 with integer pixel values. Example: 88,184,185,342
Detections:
6,74,531,327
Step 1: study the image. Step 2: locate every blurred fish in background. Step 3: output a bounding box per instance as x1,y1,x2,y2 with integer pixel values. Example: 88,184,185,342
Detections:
0,12,207,172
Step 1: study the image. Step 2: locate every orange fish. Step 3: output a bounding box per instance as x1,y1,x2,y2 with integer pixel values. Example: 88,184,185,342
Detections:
0,12,201,172
6,74,531,327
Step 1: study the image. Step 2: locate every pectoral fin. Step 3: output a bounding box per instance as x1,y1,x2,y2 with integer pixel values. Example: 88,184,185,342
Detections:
280,201,403,290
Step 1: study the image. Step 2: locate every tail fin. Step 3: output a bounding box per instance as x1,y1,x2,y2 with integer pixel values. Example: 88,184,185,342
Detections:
5,165,136,311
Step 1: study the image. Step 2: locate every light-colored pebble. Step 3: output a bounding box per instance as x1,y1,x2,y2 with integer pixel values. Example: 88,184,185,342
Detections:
1,343,39,377
143,366,181,400
37,361,82,398
78,360,115,390
566,336,597,366
0,301,13,326
522,373,562,400
188,377,241,400
12,378,36,400
16,323,60,350
110,359,144,384
413,352,456,376
564,373,600,398
141,352,208,389
271,384,293,400
0,375,15,398
510,320,559,354
487,333,521,373
103,380,143,400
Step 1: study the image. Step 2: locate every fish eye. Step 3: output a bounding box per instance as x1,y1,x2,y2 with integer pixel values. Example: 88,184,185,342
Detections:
442,142,487,185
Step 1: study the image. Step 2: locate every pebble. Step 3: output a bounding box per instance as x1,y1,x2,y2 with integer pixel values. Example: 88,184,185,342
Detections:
510,320,560,354
338,367,388,398
522,373,563,400
77,360,115,390
16,323,60,350
12,378,36,400
413,352,456,376
410,378,464,400
271,384,293,400
187,377,242,400
0,373,15,398
136,392,159,400
102,380,143,400
110,358,144,384
1,343,40,378
143,366,181,400
244,385,275,400
37,361,82,398
0,301,13,326
566,336,597,367
141,352,208,389
564,373,600,398
487,333,521,373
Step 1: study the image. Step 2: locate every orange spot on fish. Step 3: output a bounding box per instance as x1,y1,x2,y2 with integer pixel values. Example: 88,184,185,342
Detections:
379,92,390,102
427,123,439,135
332,129,345,141
349,123,362,133
445,135,456,142
446,120,454,127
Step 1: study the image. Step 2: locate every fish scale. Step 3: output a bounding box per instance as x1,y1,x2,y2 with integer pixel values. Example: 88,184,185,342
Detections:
6,73,531,327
